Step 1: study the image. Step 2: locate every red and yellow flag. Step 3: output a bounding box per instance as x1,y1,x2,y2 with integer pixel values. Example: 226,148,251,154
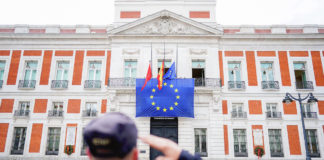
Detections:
157,61,164,90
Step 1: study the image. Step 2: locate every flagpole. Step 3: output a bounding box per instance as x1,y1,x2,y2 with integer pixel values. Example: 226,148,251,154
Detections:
176,43,178,78
151,42,153,74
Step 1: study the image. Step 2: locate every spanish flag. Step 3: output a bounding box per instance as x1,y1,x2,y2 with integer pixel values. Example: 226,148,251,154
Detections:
157,61,164,90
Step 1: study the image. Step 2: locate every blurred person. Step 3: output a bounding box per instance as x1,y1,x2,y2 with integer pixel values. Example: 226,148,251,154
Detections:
83,112,201,160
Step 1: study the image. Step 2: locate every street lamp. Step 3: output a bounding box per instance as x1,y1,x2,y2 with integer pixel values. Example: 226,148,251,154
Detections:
282,93,318,160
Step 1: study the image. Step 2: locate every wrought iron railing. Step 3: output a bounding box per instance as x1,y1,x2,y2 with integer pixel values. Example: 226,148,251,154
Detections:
231,111,247,118
262,81,279,90
296,81,314,90
228,81,245,90
18,80,36,89
45,150,59,155
0,80,3,88
14,110,30,117
270,151,284,157
51,80,68,89
303,112,317,119
48,110,64,117
84,80,101,89
11,150,24,155
266,111,282,119
82,110,97,117
108,78,136,87
194,78,222,88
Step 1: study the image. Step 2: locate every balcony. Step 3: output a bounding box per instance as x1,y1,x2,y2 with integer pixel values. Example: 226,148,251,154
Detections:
84,80,101,89
231,111,247,119
296,81,314,90
194,78,222,88
228,81,245,90
0,80,3,88
48,110,64,117
82,110,97,117
18,80,36,89
108,78,136,87
303,112,317,119
262,81,279,90
11,150,23,155
266,111,282,119
271,152,284,157
14,110,30,117
51,80,68,89
45,150,59,155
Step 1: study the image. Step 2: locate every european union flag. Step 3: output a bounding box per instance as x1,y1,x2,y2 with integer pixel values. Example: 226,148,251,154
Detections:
136,78,194,118
163,62,176,80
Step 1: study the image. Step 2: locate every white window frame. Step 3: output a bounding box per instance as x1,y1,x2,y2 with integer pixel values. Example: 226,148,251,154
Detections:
55,61,70,80
45,127,61,155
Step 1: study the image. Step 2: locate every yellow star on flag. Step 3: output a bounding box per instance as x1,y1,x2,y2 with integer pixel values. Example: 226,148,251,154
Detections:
176,96,180,99
174,102,178,106
164,82,167,86
152,102,155,106
163,108,167,112
150,95,154,99
170,107,174,110
175,89,178,93
156,107,160,110
170,84,174,88
152,89,156,92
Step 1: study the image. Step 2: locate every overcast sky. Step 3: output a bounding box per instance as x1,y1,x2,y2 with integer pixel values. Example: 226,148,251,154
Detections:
0,0,323,25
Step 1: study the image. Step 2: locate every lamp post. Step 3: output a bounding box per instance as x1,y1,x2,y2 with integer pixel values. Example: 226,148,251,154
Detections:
282,93,318,160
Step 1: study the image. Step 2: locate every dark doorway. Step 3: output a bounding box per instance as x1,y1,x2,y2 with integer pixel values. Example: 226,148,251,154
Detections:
150,118,178,160
295,70,306,89
192,68,205,86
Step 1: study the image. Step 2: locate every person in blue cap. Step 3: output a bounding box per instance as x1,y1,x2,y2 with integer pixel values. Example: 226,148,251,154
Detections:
83,112,201,160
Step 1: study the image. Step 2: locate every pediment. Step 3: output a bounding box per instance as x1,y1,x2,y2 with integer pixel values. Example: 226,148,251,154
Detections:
109,10,222,36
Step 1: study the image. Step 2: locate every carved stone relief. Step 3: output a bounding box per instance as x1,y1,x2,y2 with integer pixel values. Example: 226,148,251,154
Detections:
119,16,211,35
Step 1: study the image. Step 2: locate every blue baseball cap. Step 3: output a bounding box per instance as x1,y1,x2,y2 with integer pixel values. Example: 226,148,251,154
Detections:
83,112,138,158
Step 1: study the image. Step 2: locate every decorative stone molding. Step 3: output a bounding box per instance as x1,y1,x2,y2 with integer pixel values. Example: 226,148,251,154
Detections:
190,49,207,55
156,48,173,55
122,48,140,55
119,16,211,35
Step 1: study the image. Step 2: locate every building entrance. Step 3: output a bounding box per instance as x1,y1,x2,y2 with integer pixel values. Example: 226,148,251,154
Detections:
150,117,178,160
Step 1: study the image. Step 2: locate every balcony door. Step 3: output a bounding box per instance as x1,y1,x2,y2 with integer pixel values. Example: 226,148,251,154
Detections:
192,61,205,86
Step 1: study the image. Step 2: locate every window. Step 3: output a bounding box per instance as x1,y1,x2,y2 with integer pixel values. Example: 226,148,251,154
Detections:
19,61,37,88
266,103,281,118
52,61,69,89
228,62,241,81
46,127,61,155
302,103,317,118
124,60,137,86
261,62,279,89
49,102,63,117
192,60,205,86
158,60,172,75
294,63,312,89
233,129,247,157
261,63,274,81
231,103,246,118
0,61,5,87
83,102,97,117
10,127,27,155
194,128,207,157
228,62,244,89
88,61,101,81
14,102,30,117
85,61,102,89
23,61,38,81
306,129,320,157
268,129,284,157
55,61,69,80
